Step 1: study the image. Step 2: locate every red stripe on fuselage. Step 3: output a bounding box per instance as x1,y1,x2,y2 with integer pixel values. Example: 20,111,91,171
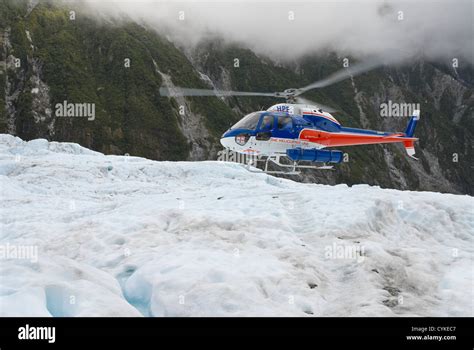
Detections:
299,129,418,147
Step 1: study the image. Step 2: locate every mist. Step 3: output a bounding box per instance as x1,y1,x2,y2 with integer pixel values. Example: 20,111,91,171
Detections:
75,0,473,65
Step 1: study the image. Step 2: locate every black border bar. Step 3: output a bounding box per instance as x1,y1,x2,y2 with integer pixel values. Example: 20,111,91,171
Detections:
0,317,472,347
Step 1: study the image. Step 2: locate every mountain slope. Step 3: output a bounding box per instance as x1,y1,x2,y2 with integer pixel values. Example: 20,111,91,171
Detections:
1,0,238,160
0,134,473,316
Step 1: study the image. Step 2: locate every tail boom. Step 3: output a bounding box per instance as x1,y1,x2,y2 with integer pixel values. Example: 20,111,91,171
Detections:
299,130,418,148
299,110,421,159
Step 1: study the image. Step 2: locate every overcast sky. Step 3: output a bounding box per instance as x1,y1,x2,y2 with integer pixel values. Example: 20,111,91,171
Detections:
78,0,473,65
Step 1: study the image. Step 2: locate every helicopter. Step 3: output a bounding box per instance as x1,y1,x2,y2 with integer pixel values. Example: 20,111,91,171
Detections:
159,60,421,175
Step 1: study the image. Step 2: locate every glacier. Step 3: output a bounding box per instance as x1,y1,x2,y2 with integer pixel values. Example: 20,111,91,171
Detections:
0,134,472,317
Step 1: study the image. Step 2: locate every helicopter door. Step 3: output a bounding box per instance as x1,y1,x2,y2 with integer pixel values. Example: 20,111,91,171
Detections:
255,115,274,141
252,115,275,155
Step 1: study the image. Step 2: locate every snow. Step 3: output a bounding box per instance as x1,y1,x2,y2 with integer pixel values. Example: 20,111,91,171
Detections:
0,134,472,317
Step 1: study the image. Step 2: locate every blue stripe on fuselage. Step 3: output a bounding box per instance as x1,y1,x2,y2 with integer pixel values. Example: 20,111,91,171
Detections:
302,115,340,132
339,127,393,136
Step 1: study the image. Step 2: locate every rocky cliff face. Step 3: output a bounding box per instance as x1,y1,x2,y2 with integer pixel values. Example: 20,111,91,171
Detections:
1,0,473,194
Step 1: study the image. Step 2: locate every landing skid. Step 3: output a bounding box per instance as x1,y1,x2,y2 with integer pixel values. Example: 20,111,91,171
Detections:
244,154,334,175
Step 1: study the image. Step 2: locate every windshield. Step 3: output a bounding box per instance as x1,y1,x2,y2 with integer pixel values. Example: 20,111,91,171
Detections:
231,112,261,130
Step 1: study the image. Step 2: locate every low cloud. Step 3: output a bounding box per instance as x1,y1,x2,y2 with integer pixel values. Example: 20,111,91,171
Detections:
77,0,473,65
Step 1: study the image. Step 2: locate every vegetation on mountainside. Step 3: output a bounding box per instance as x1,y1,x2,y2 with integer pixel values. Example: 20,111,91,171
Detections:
3,0,239,160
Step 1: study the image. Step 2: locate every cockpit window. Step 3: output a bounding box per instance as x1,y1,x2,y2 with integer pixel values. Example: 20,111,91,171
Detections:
259,115,274,131
278,116,293,130
231,112,261,130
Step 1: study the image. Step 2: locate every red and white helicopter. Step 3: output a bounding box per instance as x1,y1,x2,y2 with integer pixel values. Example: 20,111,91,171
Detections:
160,61,420,174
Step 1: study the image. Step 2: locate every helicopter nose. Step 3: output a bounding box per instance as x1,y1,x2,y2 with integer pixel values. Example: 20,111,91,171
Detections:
220,136,235,150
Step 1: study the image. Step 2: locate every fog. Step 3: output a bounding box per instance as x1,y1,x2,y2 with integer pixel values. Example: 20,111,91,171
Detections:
77,0,472,65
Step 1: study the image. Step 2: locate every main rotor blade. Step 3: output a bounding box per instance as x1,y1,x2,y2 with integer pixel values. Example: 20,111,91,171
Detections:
295,58,388,96
161,57,398,100
295,97,338,113
159,87,279,98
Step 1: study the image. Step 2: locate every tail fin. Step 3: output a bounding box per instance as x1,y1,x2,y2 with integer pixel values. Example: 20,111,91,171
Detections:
405,110,420,137
404,110,420,159
404,140,417,160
